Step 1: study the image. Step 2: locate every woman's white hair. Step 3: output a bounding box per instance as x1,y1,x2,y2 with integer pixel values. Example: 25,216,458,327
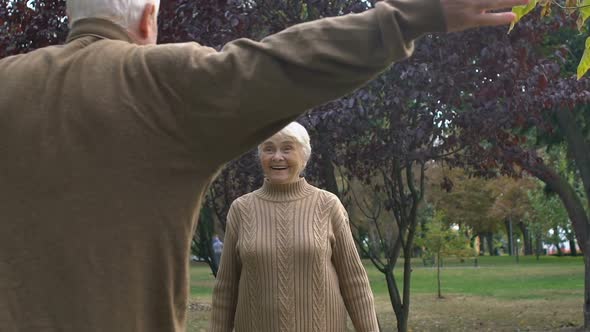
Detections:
258,121,312,167
66,0,160,29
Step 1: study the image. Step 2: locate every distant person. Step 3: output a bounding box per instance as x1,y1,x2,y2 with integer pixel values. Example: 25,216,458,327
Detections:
212,235,224,267
0,0,528,330
210,122,379,332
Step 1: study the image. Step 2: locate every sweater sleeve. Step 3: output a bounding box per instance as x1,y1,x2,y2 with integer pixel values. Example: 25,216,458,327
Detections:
139,0,445,166
210,203,242,332
331,201,379,332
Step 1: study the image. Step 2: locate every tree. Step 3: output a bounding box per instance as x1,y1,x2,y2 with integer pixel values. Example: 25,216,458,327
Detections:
416,210,473,298
300,72,466,331
488,176,536,256
437,13,590,326
528,181,575,256
425,164,501,256
542,143,586,256
510,0,590,78
0,0,68,58
191,205,218,274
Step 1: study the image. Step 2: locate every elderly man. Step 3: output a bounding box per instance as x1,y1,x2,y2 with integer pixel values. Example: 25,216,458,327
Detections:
0,0,525,331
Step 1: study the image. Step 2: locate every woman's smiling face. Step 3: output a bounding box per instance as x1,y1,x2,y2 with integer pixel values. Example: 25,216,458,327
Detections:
259,134,305,184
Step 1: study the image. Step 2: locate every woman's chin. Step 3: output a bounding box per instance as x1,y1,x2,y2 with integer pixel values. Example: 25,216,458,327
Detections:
268,175,297,184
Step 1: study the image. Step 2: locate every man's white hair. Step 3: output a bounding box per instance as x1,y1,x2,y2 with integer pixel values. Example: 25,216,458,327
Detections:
258,122,312,167
66,0,160,29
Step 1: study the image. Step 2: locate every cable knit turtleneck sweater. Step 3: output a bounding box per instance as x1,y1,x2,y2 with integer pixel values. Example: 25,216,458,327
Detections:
210,178,378,332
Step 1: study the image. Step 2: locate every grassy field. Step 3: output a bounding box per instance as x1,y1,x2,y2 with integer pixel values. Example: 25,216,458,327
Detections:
187,255,584,331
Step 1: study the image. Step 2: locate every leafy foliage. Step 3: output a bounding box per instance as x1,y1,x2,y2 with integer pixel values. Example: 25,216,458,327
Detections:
509,0,539,33
508,0,590,78
527,184,571,254
416,210,473,298
417,210,473,263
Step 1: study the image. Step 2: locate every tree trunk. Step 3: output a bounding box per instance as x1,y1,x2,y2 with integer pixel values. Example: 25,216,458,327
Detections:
505,219,514,256
552,107,590,329
486,232,494,256
518,222,533,255
554,108,590,225
566,229,578,256
555,244,563,256
535,234,543,261
369,229,381,259
385,269,406,332
526,157,590,328
477,233,485,255
316,126,341,197
585,244,590,330
478,233,485,256
570,238,578,256
515,238,520,264
528,162,589,250
437,250,442,298
528,229,534,255
400,246,412,332
197,205,218,277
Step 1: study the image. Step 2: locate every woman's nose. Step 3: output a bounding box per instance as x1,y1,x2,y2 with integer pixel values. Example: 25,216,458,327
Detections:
272,152,284,161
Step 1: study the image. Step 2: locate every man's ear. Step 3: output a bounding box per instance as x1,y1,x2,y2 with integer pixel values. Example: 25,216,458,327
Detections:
138,3,156,39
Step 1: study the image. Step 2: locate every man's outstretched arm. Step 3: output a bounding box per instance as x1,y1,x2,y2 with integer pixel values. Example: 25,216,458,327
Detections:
135,0,527,166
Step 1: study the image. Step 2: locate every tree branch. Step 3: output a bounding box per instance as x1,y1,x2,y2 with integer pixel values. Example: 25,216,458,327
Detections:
527,160,590,245
350,222,387,273
554,108,590,212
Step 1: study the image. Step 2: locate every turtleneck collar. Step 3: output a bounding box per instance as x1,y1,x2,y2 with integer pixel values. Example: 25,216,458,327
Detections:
254,178,315,202
66,18,134,44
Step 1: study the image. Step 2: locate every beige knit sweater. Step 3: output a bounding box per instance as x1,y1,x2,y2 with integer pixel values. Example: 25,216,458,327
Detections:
211,178,378,332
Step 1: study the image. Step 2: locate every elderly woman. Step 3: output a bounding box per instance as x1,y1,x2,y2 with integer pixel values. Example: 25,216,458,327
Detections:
210,122,378,332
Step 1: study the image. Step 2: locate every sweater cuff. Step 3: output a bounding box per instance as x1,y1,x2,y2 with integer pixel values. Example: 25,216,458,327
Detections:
381,0,447,42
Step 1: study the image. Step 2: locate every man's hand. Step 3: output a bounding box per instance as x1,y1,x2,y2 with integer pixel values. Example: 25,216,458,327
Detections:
441,0,529,32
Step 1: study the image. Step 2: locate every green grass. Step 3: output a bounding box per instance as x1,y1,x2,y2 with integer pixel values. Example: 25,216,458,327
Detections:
188,256,585,331
190,256,584,299
189,263,217,298
372,256,585,300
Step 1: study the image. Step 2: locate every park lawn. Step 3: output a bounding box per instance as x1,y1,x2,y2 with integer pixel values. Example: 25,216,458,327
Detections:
187,255,584,331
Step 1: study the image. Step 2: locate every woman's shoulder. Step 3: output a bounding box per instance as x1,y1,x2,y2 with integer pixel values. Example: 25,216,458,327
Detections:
312,187,343,208
230,192,257,209
226,194,257,228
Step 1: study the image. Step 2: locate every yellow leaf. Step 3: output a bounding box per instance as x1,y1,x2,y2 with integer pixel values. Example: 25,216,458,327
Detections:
577,14,585,30
576,37,590,79
541,1,552,17
579,0,590,30
508,0,538,33
566,0,578,15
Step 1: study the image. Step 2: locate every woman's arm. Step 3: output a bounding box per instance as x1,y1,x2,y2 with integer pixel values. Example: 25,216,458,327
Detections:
210,203,242,332
331,201,379,332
